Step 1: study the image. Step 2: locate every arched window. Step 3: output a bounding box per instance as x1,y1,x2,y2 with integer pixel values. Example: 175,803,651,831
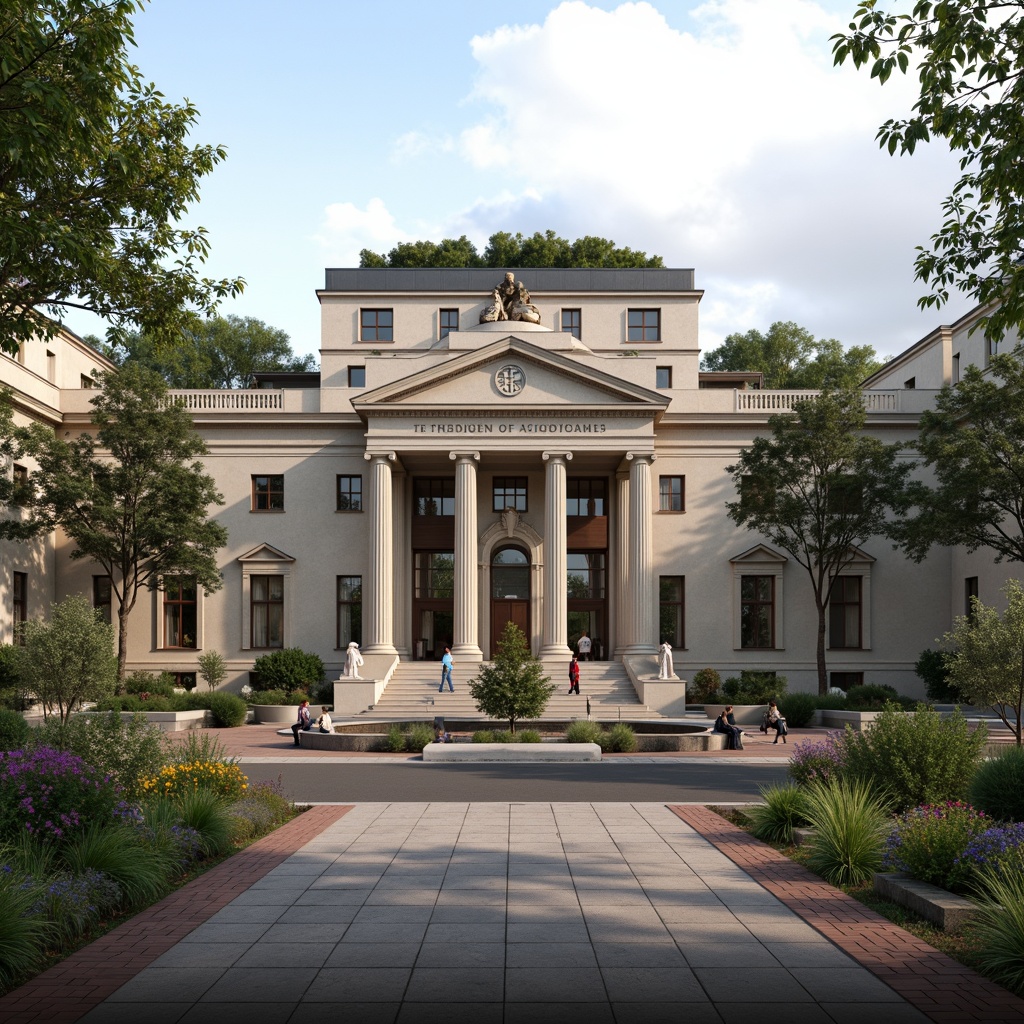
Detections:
492,546,529,599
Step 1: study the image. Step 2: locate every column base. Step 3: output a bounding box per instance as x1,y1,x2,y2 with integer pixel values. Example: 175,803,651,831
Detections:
361,644,399,656
540,644,573,659
450,644,483,661
620,643,658,656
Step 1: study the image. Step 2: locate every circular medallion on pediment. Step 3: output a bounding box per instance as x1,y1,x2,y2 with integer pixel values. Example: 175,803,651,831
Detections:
495,364,526,397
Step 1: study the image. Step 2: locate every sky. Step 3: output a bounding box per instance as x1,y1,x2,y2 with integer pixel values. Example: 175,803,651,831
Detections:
64,0,975,364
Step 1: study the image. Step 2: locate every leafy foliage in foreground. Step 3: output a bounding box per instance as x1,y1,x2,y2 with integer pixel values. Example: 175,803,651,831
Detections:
469,622,554,734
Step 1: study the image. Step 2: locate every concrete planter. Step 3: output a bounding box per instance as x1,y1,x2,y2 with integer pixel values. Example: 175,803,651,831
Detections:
873,872,979,932
817,709,882,732
251,704,303,725
703,704,765,726
74,709,208,733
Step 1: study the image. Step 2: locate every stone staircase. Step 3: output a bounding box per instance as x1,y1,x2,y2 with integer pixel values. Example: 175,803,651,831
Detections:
361,658,660,722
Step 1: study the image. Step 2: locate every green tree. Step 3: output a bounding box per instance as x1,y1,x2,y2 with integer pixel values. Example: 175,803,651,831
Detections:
0,0,244,355
198,651,227,692
17,596,116,722
94,315,317,389
360,230,663,269
0,364,228,683
894,354,1024,564
726,389,911,694
943,580,1024,746
468,622,555,734
833,2,1024,342
701,322,883,389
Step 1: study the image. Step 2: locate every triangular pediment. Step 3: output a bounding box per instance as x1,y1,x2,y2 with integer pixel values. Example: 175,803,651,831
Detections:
729,543,788,565
353,336,668,415
841,545,876,565
237,543,295,564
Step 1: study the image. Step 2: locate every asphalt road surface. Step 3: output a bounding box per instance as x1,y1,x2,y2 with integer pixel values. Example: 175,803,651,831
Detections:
241,761,790,804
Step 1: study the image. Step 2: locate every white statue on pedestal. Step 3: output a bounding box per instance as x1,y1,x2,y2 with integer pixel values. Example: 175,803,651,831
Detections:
658,641,674,680
345,641,364,679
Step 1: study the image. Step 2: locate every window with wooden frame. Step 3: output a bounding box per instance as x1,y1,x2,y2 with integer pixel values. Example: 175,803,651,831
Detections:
561,309,582,339
659,575,684,648
627,308,660,341
337,475,363,511
360,308,393,342
414,478,455,517
251,575,284,649
830,671,863,691
566,478,606,517
163,578,197,649
492,476,527,513
337,576,362,647
439,309,459,338
93,575,112,625
415,553,455,598
965,576,979,620
13,571,27,642
828,576,862,649
659,475,684,512
740,575,774,649
252,474,284,511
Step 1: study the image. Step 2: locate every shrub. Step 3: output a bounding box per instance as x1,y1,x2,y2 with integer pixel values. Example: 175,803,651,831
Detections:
916,648,959,702
137,799,203,870
31,712,168,800
174,788,236,857
971,867,1024,995
844,683,914,711
227,777,292,844
0,643,27,711
0,747,124,844
788,732,847,788
310,677,335,706
689,668,721,703
472,730,496,743
814,693,850,711
385,725,406,753
197,651,227,692
492,729,515,743
516,729,542,743
883,802,990,892
843,703,987,811
779,692,817,728
206,692,247,728
566,720,602,744
169,730,233,766
607,723,637,752
250,688,293,706
748,783,811,845
0,709,29,751
968,746,1024,823
406,724,434,752
959,823,1024,882
722,672,787,704
27,868,121,945
250,648,324,693
123,671,175,698
141,760,248,801
803,777,890,886
60,822,170,907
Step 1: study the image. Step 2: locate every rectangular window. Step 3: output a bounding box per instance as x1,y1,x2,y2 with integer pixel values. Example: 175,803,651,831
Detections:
11,464,29,506
952,353,960,384
337,576,362,648
439,309,459,338
415,552,454,598
348,366,366,388
252,474,284,511
93,575,112,625
656,366,672,389
46,350,55,383
360,308,393,342
251,575,284,648
829,576,862,649
414,478,455,516
965,576,979,619
493,476,527,513
659,475,684,512
904,376,916,390
567,553,606,599
13,571,27,641
566,478,606,517
659,576,684,648
561,309,582,339
627,309,660,342
337,475,363,511
740,575,774,649
828,476,863,517
163,577,197,649
830,671,863,691
80,374,94,389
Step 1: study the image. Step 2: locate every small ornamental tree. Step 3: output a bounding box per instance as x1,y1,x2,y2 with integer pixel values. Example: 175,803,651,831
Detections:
198,651,227,692
943,579,1024,746
468,622,554,735
16,596,116,722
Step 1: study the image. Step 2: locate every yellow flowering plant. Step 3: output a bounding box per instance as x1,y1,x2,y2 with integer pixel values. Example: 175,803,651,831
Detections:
141,759,248,801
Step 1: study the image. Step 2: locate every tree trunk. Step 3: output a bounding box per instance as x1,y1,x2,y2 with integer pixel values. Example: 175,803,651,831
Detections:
117,603,130,691
816,603,828,696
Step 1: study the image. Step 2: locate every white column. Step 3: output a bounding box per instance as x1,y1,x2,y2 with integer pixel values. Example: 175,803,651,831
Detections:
451,451,482,659
392,468,410,658
541,451,572,658
362,452,397,655
624,452,657,655
613,469,632,656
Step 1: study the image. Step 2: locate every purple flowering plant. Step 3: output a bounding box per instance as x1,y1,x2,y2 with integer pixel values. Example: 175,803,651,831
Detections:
0,747,122,844
787,731,847,787
958,823,1024,881
884,801,990,893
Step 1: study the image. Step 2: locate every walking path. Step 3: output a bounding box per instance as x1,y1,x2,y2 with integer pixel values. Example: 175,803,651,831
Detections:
5,799,1024,1024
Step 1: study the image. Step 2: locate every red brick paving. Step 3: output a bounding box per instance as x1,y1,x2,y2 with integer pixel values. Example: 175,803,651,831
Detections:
0,804,352,1024
670,804,1024,1023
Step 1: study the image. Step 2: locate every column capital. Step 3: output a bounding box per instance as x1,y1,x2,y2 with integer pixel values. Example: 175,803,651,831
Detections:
364,450,397,464
542,451,573,463
449,451,481,463
625,451,656,465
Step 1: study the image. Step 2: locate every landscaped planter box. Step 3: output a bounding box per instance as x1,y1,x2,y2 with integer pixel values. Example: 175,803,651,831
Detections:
703,704,765,726
74,709,208,733
817,709,882,732
251,704,303,725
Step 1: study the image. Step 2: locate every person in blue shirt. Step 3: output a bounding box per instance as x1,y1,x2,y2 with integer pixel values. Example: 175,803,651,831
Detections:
439,646,454,692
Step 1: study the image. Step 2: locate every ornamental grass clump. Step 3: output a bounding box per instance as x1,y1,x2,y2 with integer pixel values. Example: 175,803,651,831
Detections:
803,777,890,887
960,823,1024,883
883,801,990,893
140,759,248,801
0,877,51,990
971,868,1024,996
747,782,811,845
787,731,847,787
565,720,602,744
0,748,122,844
968,746,1024,823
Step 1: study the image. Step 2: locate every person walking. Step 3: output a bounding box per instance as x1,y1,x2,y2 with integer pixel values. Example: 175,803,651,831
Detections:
568,653,580,695
577,631,593,661
767,699,788,744
290,700,312,746
438,646,454,693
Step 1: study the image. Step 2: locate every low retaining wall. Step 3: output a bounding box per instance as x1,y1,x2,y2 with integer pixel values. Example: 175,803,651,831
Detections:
74,710,208,733
873,872,979,931
423,742,601,762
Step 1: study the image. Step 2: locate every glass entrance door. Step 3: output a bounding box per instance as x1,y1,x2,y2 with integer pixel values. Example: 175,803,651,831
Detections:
567,551,606,660
490,546,530,658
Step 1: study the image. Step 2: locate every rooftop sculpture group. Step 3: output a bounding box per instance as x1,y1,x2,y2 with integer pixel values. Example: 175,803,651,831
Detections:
480,271,542,325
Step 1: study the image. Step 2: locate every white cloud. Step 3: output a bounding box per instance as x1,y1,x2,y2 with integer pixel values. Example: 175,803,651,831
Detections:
313,198,413,265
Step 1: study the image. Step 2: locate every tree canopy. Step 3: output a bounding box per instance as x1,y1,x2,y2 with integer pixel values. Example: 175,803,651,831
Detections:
726,389,911,694
360,230,663,269
701,321,884,389
0,363,228,682
892,353,1024,565
833,1,1024,341
90,315,317,389
0,0,244,355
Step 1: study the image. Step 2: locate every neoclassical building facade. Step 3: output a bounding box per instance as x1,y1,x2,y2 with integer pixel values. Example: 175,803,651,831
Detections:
3,267,1020,698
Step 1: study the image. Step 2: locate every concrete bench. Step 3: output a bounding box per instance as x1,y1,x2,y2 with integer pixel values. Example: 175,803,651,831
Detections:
422,742,601,762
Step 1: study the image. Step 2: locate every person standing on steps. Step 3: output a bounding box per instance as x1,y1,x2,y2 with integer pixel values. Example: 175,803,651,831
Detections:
568,653,580,695
577,631,592,662
439,646,454,693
